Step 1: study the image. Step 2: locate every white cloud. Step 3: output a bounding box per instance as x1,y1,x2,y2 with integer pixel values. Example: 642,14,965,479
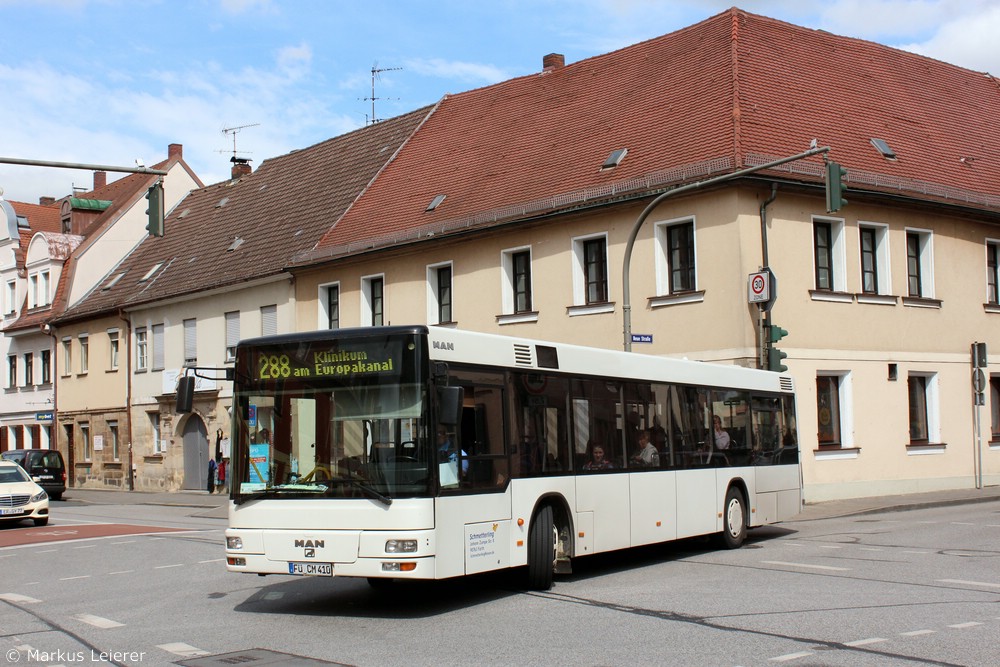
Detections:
404,58,509,85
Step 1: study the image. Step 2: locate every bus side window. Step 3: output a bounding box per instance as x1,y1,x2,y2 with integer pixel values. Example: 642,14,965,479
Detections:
446,371,509,490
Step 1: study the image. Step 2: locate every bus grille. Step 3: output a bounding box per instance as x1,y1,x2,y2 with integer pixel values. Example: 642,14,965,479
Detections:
779,377,794,392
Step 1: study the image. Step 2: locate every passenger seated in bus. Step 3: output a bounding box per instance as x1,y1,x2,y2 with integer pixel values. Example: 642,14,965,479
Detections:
713,416,731,451
582,442,614,470
631,429,660,467
437,427,468,474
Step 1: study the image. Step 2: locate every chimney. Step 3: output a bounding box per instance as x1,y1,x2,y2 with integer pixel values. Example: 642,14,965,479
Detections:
231,157,252,179
168,143,183,159
39,196,56,206
93,171,107,190
542,53,565,71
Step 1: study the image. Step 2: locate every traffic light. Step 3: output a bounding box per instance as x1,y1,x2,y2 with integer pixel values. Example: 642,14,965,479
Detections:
145,180,164,237
767,323,789,372
767,347,788,373
825,160,848,213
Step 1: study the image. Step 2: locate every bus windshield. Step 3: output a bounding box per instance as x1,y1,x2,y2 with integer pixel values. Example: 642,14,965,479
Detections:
230,332,432,504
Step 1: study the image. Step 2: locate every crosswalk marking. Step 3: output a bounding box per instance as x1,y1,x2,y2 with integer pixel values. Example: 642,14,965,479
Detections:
762,560,850,571
75,613,125,629
0,593,40,604
937,579,1000,589
157,642,210,658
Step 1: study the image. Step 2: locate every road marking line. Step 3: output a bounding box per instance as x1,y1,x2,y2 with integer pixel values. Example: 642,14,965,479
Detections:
108,570,134,575
763,561,850,571
111,540,136,545
199,558,225,563
845,637,887,646
75,613,124,629
154,563,185,569
59,575,91,581
902,550,929,554
819,545,843,549
770,651,813,662
0,593,41,604
72,544,97,549
37,549,59,553
950,522,975,526
948,622,983,629
901,629,935,636
860,548,883,552
937,579,1000,589
157,643,210,658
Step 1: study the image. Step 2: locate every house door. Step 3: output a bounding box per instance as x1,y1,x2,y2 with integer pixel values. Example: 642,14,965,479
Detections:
182,415,209,490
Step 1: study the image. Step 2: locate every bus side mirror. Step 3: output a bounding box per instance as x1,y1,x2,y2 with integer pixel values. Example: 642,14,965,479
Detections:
437,386,462,426
176,375,195,413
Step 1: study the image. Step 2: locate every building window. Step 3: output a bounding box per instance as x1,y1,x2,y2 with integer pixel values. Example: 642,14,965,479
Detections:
152,324,164,371
572,234,610,307
320,283,340,329
28,273,38,308
80,422,91,461
987,241,999,305
225,311,240,362
109,420,120,461
656,219,696,294
135,328,148,371
183,319,197,366
41,270,50,306
23,352,33,386
4,280,15,315
857,223,891,297
907,373,939,443
362,275,385,326
150,412,165,454
108,330,119,370
7,355,15,389
79,335,89,374
811,220,845,292
991,376,1000,442
500,248,534,319
427,263,453,324
816,373,853,447
906,229,934,298
62,337,72,376
261,304,277,336
41,350,51,384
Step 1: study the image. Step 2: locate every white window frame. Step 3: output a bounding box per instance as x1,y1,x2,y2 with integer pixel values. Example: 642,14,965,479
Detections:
986,238,1000,306
108,329,120,371
907,371,940,445
135,327,148,372
61,337,72,377
816,371,854,448
811,215,848,298
23,351,33,386
570,232,613,315
426,261,454,325
108,420,120,461
4,279,16,315
857,222,892,300
361,274,385,326
150,412,165,454
904,227,935,299
28,273,38,309
80,422,91,461
225,311,240,363
183,319,197,366
653,216,705,306
500,246,537,324
152,324,165,371
318,282,341,330
78,334,89,375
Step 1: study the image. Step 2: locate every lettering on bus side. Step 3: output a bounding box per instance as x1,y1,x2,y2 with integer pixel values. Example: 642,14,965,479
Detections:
432,341,455,351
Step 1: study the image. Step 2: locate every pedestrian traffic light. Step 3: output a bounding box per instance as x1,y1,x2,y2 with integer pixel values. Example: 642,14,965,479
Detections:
145,180,164,237
767,347,788,373
825,160,848,213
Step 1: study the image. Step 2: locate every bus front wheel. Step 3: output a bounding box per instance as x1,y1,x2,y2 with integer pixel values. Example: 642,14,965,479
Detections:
527,505,556,590
721,487,747,549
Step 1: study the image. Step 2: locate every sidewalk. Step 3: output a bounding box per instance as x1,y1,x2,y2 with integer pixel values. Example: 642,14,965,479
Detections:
60,483,1000,521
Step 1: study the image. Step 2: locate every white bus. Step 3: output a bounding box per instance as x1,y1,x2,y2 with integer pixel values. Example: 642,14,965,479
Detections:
220,325,800,590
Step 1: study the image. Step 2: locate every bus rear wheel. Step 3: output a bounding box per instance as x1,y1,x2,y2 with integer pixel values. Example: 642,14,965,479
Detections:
721,487,747,549
527,505,556,590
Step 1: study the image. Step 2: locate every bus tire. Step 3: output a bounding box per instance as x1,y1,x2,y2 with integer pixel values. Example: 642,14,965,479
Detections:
527,505,556,590
721,487,747,549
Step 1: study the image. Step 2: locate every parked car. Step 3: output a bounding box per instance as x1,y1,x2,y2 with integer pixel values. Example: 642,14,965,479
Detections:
0,460,49,527
0,449,66,500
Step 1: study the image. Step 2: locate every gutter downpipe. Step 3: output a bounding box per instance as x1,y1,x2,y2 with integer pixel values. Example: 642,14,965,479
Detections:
622,145,829,351
120,309,134,491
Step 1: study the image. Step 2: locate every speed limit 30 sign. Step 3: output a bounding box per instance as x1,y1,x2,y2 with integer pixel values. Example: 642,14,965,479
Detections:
748,271,770,303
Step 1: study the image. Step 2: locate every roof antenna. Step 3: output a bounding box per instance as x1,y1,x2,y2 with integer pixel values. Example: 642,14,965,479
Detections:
361,63,401,125
219,123,260,160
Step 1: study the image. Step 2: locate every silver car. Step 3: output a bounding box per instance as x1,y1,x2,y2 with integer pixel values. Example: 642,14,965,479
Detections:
0,460,50,527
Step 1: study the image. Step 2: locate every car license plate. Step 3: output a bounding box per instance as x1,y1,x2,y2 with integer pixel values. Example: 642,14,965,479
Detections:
288,561,332,576
0,508,25,516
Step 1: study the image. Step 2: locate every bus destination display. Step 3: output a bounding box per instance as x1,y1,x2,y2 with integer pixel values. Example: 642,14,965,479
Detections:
253,345,400,381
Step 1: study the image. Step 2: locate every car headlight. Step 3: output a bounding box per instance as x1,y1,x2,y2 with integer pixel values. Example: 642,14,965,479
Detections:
30,489,48,502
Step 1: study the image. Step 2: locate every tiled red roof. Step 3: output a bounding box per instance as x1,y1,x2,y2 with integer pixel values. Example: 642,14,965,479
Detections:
11,200,61,234
304,7,1000,259
54,106,433,323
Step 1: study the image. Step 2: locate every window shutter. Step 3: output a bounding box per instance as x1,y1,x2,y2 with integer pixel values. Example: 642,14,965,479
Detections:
261,305,277,336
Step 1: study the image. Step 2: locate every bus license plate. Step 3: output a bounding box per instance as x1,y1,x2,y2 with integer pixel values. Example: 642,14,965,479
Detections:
288,562,332,576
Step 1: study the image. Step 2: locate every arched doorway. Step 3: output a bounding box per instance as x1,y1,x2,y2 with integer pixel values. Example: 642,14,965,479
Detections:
181,414,209,491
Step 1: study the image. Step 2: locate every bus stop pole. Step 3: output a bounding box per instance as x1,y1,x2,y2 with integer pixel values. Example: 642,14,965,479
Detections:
622,146,830,352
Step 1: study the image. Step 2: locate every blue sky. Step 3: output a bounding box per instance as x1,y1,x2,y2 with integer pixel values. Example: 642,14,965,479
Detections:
2,0,999,203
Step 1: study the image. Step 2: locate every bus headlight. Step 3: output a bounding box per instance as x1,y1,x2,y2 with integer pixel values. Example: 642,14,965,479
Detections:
385,539,417,553
227,536,244,550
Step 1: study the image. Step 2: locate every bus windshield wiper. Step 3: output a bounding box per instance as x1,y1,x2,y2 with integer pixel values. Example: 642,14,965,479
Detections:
334,475,393,506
